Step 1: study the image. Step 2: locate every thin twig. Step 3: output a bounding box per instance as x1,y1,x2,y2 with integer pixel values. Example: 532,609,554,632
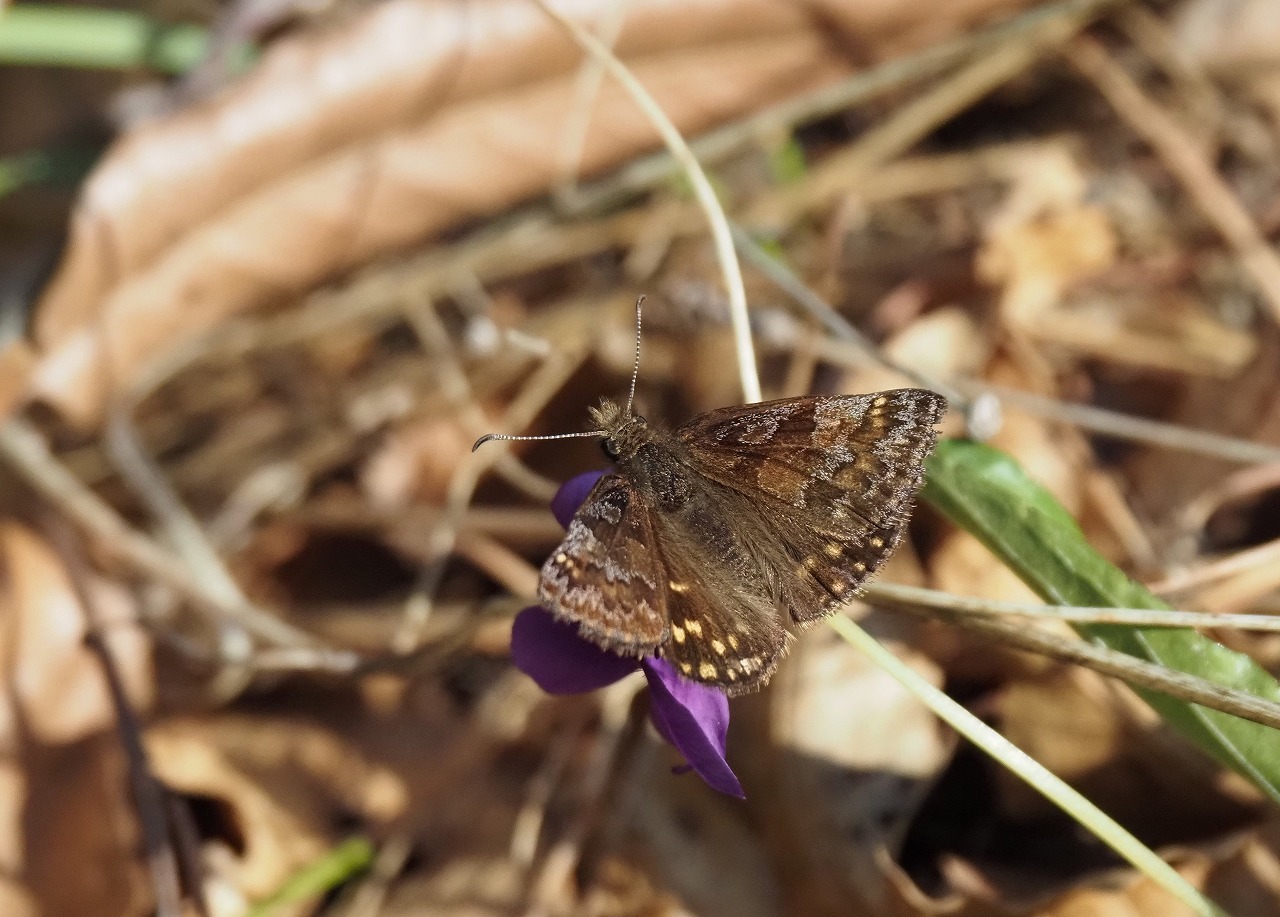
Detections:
525,678,642,917
510,715,583,868
733,226,969,408
955,381,1280,466
531,0,761,403
404,296,558,503
42,518,189,917
106,405,257,698
553,0,630,208
1065,34,1280,325
1152,538,1280,599
865,581,1280,632
916,605,1280,731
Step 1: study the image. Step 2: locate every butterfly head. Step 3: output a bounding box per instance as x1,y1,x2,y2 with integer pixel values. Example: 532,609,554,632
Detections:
588,398,650,463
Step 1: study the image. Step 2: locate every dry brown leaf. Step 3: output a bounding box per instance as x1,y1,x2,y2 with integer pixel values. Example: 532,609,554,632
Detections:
24,0,1035,427
0,522,152,746
23,735,148,917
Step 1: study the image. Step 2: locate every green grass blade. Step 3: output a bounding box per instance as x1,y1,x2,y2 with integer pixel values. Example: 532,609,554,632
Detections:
0,5,254,73
922,438,1280,804
247,836,374,917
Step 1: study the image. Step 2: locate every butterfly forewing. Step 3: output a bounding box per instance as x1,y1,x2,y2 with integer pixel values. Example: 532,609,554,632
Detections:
678,389,945,623
539,474,669,655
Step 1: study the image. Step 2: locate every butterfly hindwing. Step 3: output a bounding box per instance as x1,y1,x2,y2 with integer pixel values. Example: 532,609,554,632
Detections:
648,489,791,695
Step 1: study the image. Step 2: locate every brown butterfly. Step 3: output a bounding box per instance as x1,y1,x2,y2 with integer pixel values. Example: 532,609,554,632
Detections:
477,301,945,695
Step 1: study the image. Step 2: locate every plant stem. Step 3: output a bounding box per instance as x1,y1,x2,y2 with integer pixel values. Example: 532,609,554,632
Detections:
828,615,1225,917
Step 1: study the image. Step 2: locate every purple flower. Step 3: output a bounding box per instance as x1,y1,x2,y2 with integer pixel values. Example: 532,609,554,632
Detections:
510,470,743,798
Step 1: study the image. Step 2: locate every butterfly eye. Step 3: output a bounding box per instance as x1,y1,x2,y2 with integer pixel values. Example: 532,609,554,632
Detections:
601,439,620,461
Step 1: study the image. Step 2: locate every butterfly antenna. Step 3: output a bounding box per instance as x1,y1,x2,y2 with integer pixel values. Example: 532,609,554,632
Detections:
471,430,606,452
624,295,645,417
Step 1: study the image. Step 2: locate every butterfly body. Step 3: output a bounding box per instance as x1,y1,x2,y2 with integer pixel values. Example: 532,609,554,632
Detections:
538,389,945,695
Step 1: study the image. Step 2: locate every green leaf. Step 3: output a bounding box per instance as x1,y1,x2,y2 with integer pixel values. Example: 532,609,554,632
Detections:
923,438,1280,804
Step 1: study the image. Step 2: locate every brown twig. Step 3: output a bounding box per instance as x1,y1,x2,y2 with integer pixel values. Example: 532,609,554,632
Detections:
40,517,194,917
106,404,258,699
1151,538,1280,599
403,295,558,503
912,604,1280,731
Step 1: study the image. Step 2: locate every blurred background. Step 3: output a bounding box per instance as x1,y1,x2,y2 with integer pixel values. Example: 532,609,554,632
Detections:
3,0,1280,914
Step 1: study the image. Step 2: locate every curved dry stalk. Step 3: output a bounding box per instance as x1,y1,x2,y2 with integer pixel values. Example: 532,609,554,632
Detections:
913,604,1280,731
866,581,1280,632
531,0,761,403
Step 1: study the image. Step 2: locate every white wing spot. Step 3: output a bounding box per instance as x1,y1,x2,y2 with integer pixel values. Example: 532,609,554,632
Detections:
684,620,703,637
824,542,842,559
668,581,689,593
698,662,718,679
869,536,884,548
680,662,693,675
711,639,726,655
671,624,686,644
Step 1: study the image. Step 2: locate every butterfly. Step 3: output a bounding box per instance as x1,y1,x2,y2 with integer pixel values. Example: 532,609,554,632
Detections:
538,388,945,694
476,301,945,695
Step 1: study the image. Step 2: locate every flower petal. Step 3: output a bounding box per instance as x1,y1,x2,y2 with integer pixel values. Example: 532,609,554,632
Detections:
511,606,639,694
551,469,607,528
642,658,743,798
